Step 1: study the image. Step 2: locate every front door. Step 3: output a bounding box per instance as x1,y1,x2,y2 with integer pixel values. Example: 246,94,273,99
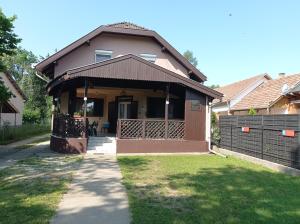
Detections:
118,102,131,119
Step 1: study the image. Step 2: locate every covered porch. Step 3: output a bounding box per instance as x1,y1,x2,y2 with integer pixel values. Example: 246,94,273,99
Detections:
47,55,221,153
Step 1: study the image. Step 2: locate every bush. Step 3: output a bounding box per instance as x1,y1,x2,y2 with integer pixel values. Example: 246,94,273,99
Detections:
211,112,220,146
23,108,41,124
248,107,257,115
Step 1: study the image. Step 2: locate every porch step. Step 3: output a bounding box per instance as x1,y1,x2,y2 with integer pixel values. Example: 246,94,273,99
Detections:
87,137,116,155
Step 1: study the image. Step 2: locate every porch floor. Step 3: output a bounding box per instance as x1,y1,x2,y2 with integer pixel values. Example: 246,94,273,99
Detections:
87,137,116,155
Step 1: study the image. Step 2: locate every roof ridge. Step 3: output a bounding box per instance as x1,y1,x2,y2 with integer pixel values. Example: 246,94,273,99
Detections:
105,22,149,30
217,73,269,90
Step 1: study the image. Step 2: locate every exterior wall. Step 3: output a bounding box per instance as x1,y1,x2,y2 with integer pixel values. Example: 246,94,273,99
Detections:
54,33,188,78
117,139,208,153
0,73,24,126
231,109,268,115
184,89,206,142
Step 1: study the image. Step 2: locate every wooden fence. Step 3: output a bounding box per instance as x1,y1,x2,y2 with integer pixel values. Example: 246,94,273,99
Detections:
220,115,300,169
118,119,185,139
52,113,86,138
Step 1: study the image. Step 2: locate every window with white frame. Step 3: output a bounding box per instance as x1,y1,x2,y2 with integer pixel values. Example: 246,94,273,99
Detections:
95,50,112,63
140,53,157,63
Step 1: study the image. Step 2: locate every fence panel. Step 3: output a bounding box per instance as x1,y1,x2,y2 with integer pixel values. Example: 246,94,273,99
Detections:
220,115,300,169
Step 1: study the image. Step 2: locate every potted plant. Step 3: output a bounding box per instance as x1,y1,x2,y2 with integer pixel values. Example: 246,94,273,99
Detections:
73,112,81,118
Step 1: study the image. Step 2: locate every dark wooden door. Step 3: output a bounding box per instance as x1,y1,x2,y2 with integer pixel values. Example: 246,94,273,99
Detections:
129,101,138,119
108,101,117,133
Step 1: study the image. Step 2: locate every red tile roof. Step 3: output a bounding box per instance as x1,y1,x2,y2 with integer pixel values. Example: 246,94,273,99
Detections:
214,74,270,104
232,74,300,110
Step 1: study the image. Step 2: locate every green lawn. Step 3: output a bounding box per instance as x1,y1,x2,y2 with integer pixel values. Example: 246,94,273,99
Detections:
118,155,300,224
0,154,82,224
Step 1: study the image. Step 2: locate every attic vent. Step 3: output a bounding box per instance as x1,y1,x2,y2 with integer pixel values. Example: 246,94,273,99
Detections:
281,83,289,94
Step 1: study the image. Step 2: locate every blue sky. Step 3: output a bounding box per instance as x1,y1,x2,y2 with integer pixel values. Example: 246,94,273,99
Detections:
1,0,300,86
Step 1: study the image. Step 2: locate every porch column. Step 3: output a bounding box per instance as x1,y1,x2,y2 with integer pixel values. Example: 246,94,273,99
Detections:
83,79,88,138
165,83,170,138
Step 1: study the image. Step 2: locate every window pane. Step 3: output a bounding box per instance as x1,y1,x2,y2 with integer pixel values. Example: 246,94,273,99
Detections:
74,98,104,117
95,54,111,63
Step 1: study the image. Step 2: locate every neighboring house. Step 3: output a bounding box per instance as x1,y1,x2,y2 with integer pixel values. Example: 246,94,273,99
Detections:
231,73,300,115
0,72,26,126
36,22,222,154
212,74,271,116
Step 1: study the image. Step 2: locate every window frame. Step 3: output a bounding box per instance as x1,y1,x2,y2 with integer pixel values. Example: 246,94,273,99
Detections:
140,53,157,63
95,50,113,63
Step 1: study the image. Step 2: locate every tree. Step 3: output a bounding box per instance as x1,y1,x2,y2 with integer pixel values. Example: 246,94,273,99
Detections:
0,77,13,128
0,8,21,71
209,84,220,89
248,107,257,115
3,47,51,123
183,50,198,67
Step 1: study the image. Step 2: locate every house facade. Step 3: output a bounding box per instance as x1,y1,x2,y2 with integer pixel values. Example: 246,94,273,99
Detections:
36,22,222,154
0,72,26,126
230,74,300,115
212,74,271,117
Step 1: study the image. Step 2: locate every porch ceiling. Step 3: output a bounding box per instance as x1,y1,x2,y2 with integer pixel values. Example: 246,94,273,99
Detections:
47,54,222,99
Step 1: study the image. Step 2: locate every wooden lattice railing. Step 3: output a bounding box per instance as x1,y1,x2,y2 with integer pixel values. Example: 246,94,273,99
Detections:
52,113,86,138
117,119,185,139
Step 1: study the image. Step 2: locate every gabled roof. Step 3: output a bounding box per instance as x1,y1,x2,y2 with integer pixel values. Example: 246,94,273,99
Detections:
46,54,222,99
214,74,271,104
287,81,300,94
232,74,300,110
2,72,27,100
36,22,206,81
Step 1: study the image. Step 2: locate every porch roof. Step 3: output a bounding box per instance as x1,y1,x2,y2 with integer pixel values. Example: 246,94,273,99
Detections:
46,54,222,99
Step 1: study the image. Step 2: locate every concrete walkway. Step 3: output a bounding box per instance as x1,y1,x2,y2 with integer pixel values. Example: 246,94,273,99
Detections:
0,141,50,170
51,155,131,224
0,133,50,158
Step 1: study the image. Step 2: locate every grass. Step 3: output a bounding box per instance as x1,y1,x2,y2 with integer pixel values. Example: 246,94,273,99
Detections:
0,154,83,224
0,124,51,145
14,136,51,149
118,155,300,224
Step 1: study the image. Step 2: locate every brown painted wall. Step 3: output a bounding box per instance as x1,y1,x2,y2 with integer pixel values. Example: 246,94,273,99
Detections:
184,89,206,141
54,33,189,78
50,135,87,154
117,139,208,153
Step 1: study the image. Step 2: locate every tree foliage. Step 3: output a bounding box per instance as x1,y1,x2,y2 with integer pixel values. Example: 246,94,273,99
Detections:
248,107,257,115
3,47,51,123
209,84,220,89
0,8,21,71
183,50,198,67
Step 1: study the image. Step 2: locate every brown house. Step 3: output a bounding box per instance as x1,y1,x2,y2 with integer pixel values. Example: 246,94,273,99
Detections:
36,22,222,154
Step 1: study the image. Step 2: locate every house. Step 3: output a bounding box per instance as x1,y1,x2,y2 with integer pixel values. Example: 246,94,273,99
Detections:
212,74,271,116
230,73,300,115
35,22,222,154
0,72,26,126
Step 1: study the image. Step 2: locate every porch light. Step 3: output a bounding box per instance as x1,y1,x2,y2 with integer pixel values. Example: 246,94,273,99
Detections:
166,100,169,105
54,97,59,102
84,97,87,101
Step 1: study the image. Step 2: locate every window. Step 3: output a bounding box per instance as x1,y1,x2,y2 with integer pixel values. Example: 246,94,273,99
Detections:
140,53,157,63
74,98,104,117
146,97,184,119
95,50,112,63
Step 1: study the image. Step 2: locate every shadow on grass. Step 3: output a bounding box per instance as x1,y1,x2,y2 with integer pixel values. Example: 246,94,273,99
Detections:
122,162,300,224
0,154,82,224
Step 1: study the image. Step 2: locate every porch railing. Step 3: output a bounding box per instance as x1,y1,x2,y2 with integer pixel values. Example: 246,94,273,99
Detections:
117,119,185,139
52,113,86,138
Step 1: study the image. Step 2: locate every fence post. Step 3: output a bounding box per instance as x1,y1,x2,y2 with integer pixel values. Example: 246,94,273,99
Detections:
261,116,264,159
142,120,145,138
117,119,121,138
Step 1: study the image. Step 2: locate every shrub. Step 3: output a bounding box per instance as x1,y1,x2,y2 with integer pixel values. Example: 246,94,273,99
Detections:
23,108,41,124
248,107,257,115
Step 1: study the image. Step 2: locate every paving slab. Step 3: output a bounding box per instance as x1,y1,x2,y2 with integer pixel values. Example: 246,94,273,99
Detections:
51,155,131,224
